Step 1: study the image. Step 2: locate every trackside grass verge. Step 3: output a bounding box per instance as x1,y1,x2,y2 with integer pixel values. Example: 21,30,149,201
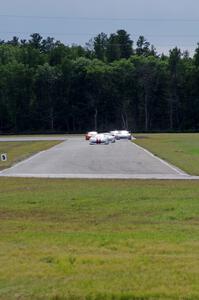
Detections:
133,133,199,175
0,141,61,170
0,178,198,299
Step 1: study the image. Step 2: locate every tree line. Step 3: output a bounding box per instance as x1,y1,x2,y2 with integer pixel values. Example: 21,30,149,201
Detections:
0,30,199,133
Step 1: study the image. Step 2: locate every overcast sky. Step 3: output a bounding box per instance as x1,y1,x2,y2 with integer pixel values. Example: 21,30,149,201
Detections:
1,0,199,55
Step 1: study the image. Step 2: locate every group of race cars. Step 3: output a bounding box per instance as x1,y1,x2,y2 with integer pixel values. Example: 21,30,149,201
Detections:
85,130,132,145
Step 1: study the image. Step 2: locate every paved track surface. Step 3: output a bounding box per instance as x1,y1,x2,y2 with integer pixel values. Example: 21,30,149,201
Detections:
0,137,194,179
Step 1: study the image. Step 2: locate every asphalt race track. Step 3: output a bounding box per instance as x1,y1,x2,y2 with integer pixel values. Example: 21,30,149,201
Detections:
0,137,195,179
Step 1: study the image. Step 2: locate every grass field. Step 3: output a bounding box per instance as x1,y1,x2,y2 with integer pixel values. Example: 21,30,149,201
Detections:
0,178,199,300
0,141,61,170
133,133,199,175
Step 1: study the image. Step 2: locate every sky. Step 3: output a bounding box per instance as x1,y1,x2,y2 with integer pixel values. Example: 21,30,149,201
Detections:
1,0,199,55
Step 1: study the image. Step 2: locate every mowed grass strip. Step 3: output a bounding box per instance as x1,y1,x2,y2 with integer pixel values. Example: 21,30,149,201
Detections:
0,141,61,170
0,178,199,300
134,133,199,175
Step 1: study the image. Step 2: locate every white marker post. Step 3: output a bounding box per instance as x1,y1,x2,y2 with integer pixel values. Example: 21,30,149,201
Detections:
1,153,7,162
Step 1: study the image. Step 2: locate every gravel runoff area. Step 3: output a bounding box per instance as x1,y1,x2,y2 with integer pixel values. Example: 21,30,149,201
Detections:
1,136,199,179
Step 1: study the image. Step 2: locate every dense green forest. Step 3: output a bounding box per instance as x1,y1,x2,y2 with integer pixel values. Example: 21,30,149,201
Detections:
0,30,199,133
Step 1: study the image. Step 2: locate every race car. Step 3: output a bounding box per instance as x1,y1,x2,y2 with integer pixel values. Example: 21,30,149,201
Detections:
110,130,119,137
115,130,132,140
89,134,109,145
85,131,98,140
103,133,116,143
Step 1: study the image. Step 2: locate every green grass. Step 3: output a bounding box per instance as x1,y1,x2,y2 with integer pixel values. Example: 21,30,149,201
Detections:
0,178,199,300
133,133,199,175
0,141,61,170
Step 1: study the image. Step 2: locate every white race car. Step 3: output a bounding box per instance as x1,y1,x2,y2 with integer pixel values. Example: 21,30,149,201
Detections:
110,130,119,137
102,133,116,143
115,130,132,140
89,134,109,145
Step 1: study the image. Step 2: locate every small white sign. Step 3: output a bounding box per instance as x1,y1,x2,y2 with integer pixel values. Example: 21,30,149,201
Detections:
1,153,7,161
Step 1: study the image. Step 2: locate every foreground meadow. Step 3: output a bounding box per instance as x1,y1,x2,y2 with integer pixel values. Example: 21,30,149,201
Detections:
134,133,199,175
0,178,199,300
